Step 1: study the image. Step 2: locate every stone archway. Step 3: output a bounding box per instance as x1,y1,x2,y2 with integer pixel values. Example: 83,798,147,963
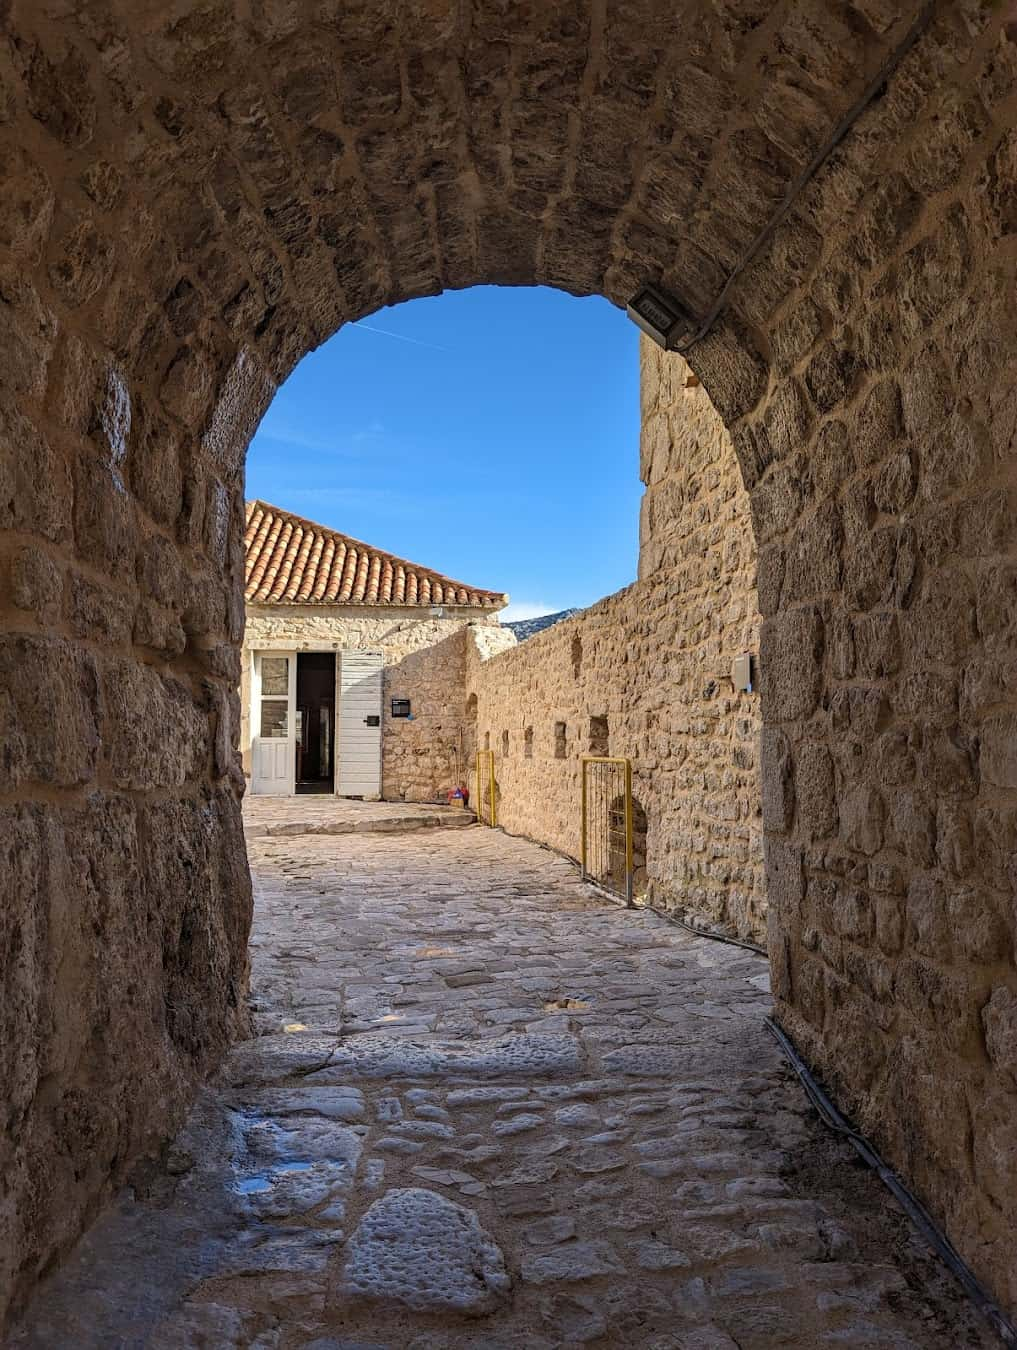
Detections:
2,0,1016,1327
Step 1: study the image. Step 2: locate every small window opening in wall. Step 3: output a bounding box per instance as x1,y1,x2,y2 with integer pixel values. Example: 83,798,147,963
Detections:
554,721,567,760
524,726,534,759
502,730,509,757
571,634,583,680
484,731,490,751
589,715,609,756
466,693,478,718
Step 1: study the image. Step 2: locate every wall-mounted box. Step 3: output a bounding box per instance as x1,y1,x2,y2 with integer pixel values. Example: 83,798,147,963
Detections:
732,652,756,693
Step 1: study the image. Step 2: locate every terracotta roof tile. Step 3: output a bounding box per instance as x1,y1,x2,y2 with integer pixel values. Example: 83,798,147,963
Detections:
244,501,508,609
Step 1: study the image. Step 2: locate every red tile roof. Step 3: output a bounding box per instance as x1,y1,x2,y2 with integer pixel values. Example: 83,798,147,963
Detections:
244,501,508,609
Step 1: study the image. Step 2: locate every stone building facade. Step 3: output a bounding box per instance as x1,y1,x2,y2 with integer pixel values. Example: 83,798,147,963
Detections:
242,501,506,802
467,341,764,941
2,0,1017,1331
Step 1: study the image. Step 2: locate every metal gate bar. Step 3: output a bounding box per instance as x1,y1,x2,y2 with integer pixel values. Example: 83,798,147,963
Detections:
580,756,634,907
475,749,497,827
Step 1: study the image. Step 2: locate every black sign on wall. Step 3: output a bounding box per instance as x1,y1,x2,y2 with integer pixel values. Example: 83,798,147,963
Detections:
391,698,411,718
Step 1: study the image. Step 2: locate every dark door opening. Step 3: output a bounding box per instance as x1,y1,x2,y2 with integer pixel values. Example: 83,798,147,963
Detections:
295,652,336,794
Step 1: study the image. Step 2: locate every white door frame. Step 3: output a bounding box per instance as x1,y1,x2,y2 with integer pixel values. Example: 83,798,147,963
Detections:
250,649,297,795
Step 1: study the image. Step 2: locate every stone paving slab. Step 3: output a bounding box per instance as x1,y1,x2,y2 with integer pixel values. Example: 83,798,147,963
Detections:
9,830,996,1349
243,796,475,839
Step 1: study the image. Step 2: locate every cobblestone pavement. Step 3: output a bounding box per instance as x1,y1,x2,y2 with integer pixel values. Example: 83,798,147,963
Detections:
11,828,994,1349
243,796,475,839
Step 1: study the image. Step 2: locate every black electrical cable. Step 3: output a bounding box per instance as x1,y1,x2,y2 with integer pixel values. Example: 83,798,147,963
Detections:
560,832,1014,1341
528,778,1012,1341
631,897,767,956
765,1017,1017,1348
673,0,939,352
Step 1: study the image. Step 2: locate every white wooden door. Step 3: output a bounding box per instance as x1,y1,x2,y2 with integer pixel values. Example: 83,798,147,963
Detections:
251,650,296,795
337,650,383,799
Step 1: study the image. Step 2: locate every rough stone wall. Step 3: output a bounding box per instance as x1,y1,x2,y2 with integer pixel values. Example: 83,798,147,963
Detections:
713,19,1017,1314
0,0,1015,1329
0,255,252,1326
242,606,501,801
467,340,764,940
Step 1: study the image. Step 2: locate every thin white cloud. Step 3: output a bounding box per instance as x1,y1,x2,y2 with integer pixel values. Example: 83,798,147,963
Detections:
500,601,563,622
351,321,450,352
278,487,400,512
352,420,385,444
252,424,368,457
275,487,463,525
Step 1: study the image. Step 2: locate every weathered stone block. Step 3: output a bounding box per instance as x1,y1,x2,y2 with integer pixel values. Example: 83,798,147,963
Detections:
0,407,72,543
159,342,217,431
201,347,274,481
138,789,251,1059
101,658,206,790
852,380,903,468
48,212,114,308
16,38,96,146
0,805,46,1125
10,548,62,617
840,785,885,856
895,670,957,729
133,600,186,656
976,562,1017,640
842,529,895,611
0,637,100,789
873,450,917,516
809,420,852,500
886,789,936,867
981,712,1017,788
764,838,804,921
949,888,1008,964
895,208,971,341
67,574,134,646
804,341,861,414
73,456,136,577
0,265,53,404
780,501,842,602
985,126,1017,237
759,608,823,722
982,987,1017,1088
137,531,183,609
0,144,54,260
854,613,900,680
795,742,836,840
760,728,793,832
973,1092,1017,1215
761,377,811,463
689,319,768,424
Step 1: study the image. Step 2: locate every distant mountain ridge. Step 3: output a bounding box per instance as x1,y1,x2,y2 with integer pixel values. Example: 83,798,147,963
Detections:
505,608,581,641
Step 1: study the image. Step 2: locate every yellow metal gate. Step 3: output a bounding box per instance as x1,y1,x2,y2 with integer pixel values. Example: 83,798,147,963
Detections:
581,756,634,906
475,749,497,827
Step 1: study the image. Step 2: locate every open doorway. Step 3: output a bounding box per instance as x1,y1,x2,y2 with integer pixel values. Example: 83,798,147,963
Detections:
296,653,336,794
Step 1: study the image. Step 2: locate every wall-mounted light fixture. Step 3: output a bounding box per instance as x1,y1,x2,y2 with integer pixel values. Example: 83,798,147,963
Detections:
626,282,698,350
429,605,445,618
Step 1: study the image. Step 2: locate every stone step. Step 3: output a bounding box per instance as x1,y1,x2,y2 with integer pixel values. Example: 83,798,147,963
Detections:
244,809,476,840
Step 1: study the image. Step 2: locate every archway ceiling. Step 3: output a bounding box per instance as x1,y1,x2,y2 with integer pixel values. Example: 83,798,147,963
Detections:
4,2,943,409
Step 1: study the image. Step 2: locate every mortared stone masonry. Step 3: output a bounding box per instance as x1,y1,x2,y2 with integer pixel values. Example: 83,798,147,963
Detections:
1,0,1016,1329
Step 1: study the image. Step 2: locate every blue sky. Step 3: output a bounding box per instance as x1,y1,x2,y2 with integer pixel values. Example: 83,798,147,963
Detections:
245,286,641,620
